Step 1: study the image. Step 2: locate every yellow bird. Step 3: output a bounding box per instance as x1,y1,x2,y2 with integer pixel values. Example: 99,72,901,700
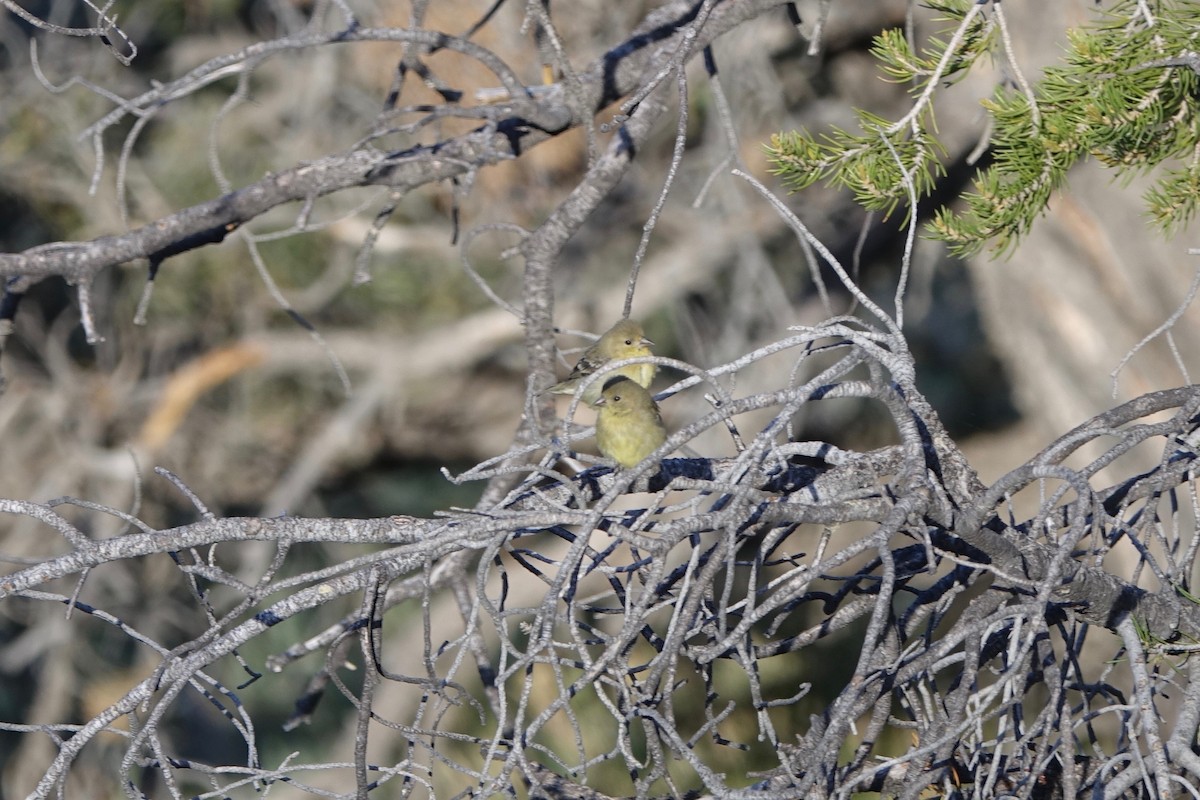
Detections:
594,376,667,468
547,319,656,406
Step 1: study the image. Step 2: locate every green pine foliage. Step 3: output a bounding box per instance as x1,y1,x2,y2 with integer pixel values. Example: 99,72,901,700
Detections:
766,0,1200,256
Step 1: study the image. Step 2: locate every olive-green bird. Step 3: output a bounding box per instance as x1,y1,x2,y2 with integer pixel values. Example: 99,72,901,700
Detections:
594,376,667,468
547,319,656,406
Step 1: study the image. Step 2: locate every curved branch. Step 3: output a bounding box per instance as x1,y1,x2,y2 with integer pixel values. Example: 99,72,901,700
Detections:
0,0,790,284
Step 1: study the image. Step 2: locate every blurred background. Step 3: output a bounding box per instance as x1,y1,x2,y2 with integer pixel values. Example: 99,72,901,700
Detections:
2,0,1199,795
6,0,1195,524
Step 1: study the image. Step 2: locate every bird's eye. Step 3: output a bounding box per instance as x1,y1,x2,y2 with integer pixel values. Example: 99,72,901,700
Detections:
612,394,622,402
626,339,634,346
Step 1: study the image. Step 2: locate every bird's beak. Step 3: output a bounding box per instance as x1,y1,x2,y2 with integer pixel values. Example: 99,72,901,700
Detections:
593,396,607,407
641,337,654,347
